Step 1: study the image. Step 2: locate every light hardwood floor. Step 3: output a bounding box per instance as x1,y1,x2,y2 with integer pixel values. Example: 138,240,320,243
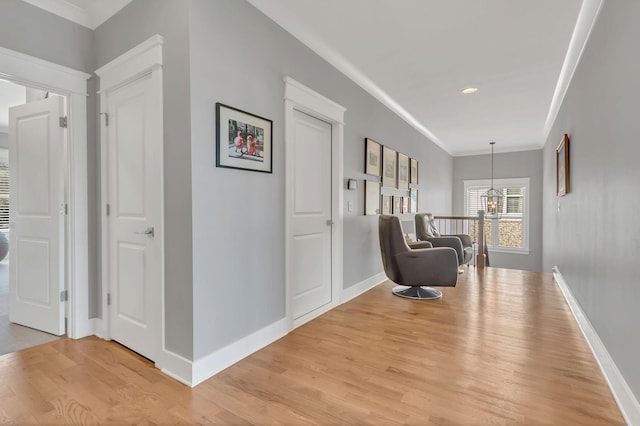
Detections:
0,268,626,424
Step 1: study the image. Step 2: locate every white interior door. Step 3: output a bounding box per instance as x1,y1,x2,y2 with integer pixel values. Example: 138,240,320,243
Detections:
291,110,332,319
106,73,162,361
8,96,65,336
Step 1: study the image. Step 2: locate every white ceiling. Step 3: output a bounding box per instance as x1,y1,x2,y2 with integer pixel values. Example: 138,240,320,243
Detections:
248,0,601,156
19,0,601,156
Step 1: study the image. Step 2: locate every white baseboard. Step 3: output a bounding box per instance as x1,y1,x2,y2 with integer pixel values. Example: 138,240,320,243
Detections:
90,321,194,386
293,301,336,329
553,266,640,425
186,272,387,387
191,318,289,387
341,272,386,303
158,349,194,386
100,272,388,387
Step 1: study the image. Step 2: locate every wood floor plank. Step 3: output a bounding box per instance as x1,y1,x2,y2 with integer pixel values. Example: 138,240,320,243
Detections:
0,268,626,424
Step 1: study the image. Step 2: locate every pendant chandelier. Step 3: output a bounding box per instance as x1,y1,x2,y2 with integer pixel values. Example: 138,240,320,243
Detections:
481,142,503,218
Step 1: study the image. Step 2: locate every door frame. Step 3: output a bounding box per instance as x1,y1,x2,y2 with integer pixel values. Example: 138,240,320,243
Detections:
0,46,91,339
284,76,345,329
95,35,165,360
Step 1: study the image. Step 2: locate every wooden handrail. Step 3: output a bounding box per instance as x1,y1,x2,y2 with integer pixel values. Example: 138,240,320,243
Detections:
433,215,479,221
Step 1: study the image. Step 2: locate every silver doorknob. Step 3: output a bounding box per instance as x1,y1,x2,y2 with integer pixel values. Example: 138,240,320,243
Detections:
135,227,154,237
326,220,334,226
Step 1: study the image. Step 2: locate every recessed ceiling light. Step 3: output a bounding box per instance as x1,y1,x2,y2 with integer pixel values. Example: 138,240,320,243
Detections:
461,87,478,94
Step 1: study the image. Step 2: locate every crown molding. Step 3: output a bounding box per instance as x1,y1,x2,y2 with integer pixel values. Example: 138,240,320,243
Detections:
247,0,452,156
453,144,543,157
543,0,605,140
21,0,132,29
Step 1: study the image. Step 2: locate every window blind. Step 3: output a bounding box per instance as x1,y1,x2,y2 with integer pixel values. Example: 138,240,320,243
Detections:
0,162,8,230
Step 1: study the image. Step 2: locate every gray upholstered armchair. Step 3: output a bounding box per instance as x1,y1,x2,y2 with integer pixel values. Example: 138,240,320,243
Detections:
415,213,474,272
378,215,458,299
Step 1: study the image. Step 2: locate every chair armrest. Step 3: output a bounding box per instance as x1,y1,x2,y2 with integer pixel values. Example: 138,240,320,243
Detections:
408,241,432,249
423,236,463,253
394,247,458,286
422,236,464,265
445,234,473,247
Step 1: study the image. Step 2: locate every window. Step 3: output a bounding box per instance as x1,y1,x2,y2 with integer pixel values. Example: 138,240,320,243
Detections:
464,178,530,253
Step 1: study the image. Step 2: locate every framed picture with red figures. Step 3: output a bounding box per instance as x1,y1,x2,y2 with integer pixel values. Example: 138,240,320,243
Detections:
216,102,273,173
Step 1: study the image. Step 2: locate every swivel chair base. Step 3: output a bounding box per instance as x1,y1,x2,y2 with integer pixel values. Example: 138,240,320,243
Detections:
392,285,442,300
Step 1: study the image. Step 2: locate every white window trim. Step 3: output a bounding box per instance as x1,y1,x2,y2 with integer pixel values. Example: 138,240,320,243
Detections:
464,177,530,255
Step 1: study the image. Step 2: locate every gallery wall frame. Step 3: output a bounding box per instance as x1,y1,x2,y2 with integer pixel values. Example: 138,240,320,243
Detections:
402,197,409,214
365,180,381,215
392,196,402,214
216,102,273,173
382,146,397,188
364,137,418,216
365,138,382,176
397,153,409,190
556,134,569,196
382,195,392,215
410,158,418,185
410,188,418,213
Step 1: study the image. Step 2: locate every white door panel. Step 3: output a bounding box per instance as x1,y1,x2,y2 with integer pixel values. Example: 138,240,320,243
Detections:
106,73,162,361
9,96,65,336
291,110,332,319
117,242,146,325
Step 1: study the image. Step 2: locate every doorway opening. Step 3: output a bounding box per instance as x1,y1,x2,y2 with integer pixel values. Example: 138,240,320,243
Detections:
284,76,345,330
0,79,63,355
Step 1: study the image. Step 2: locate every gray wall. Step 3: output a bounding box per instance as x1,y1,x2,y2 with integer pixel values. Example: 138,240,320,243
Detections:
453,150,543,272
94,0,194,359
189,0,452,359
542,0,640,401
0,0,93,73
0,133,7,149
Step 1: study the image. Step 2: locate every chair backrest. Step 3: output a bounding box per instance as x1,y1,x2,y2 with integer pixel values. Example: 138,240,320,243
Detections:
378,215,410,283
415,213,440,240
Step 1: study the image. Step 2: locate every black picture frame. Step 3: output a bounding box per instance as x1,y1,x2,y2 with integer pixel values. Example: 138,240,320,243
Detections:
397,153,409,190
382,146,397,188
364,180,381,215
365,138,382,176
410,158,418,185
556,134,569,196
216,102,273,173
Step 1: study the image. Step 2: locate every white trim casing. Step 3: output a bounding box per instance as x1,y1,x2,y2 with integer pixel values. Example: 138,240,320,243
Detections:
0,46,91,339
0,46,90,94
284,76,346,331
66,93,91,338
553,267,640,426
95,35,173,369
96,35,163,92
